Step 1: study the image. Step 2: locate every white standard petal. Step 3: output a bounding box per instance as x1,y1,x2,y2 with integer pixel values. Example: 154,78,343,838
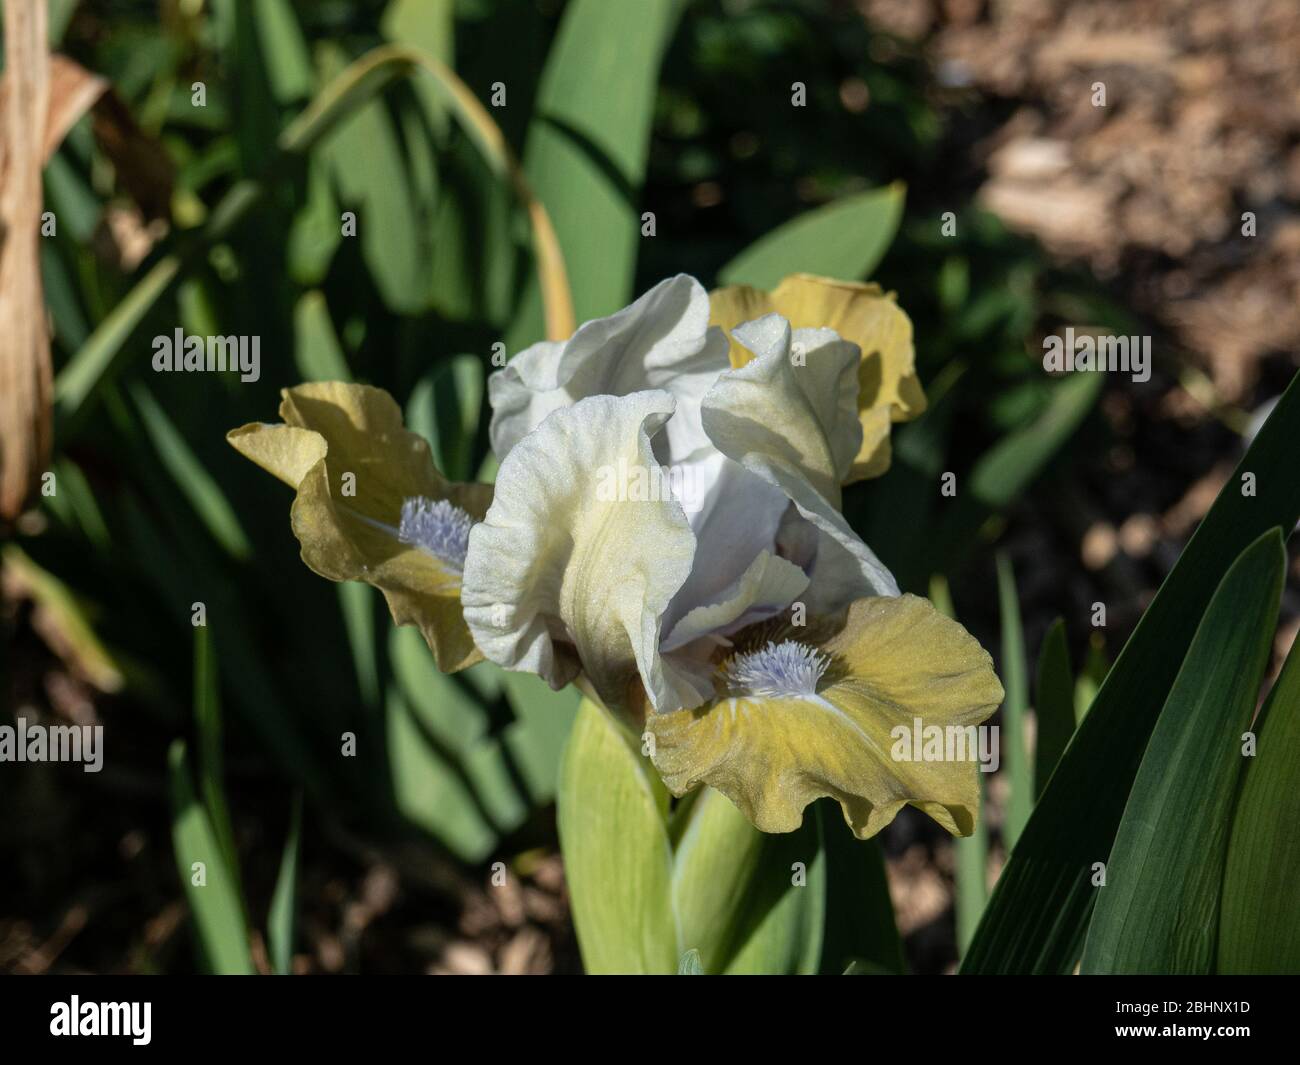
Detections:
702,313,899,603
487,275,730,466
462,391,696,713
661,448,792,634
661,549,809,653
483,338,569,461
719,314,863,501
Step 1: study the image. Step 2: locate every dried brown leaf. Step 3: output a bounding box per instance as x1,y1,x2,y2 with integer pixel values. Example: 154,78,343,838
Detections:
0,0,52,522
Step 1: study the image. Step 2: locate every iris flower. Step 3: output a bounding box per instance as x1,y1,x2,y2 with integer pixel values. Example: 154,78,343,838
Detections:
229,273,1002,840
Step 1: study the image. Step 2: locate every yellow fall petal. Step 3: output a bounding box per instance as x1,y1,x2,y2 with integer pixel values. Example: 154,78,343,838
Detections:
709,272,926,482
647,594,1003,839
227,382,491,673
225,424,325,487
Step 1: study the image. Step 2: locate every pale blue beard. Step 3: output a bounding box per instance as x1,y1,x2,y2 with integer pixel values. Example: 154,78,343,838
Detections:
721,639,828,699
397,496,475,572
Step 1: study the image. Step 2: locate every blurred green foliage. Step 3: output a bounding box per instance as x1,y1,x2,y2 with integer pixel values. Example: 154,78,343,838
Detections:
29,0,1107,875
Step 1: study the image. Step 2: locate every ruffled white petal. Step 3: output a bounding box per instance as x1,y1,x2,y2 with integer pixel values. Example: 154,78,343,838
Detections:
462,391,696,712
484,339,569,461
488,274,730,467
702,313,899,602
716,314,863,500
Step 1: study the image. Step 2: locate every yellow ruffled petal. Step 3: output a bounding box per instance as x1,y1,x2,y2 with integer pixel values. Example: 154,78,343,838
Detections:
461,391,696,715
709,273,926,482
225,424,326,487
647,594,1003,839
227,382,491,673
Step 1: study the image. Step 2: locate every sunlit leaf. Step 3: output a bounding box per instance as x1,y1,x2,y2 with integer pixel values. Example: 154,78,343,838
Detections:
719,182,905,290
558,698,678,974
507,0,681,346
1081,530,1284,973
168,740,254,975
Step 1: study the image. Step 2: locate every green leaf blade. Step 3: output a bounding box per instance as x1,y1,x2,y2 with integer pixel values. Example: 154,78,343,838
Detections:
508,0,681,345
268,793,303,976
131,383,251,561
293,291,351,383
996,553,1031,850
718,182,905,289
1033,618,1075,798
168,740,254,975
501,670,580,805
1080,529,1285,973
558,699,678,975
963,370,1300,974
670,787,825,975
1218,624,1300,973
193,625,240,892
252,0,314,106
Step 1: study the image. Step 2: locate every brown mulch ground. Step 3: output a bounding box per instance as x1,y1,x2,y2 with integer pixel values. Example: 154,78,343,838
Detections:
867,0,1300,404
